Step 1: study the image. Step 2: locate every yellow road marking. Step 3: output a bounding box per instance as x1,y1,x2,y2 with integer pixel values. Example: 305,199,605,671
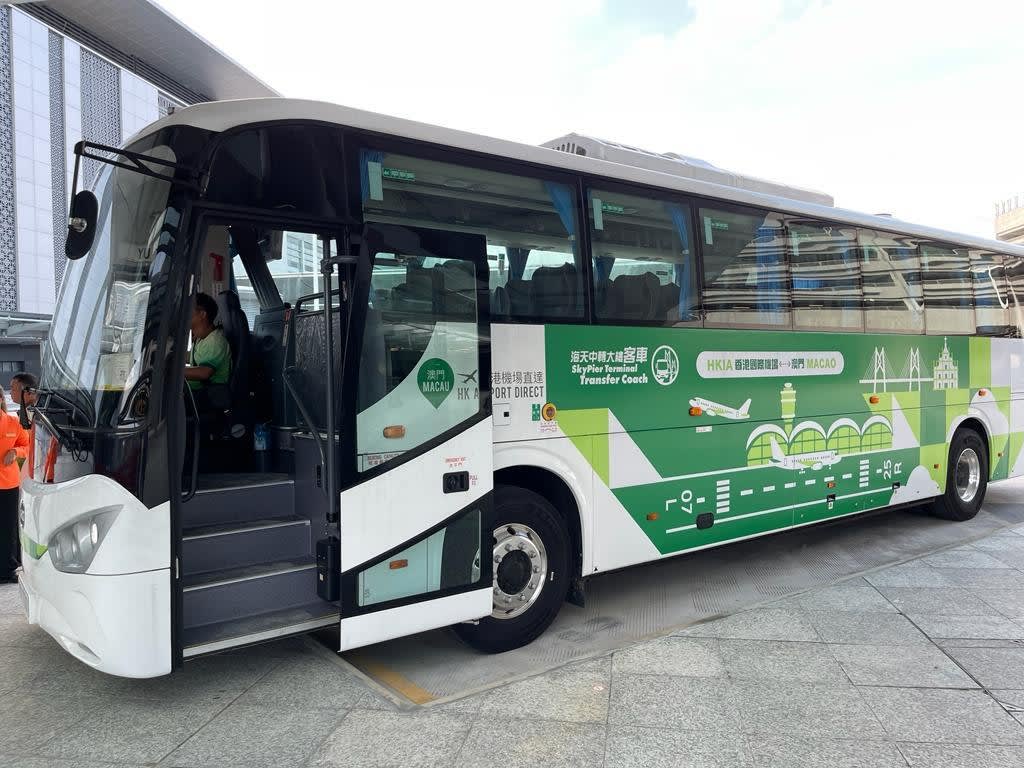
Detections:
348,653,436,705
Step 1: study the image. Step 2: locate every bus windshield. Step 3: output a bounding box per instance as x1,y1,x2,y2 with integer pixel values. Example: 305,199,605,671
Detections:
41,144,178,429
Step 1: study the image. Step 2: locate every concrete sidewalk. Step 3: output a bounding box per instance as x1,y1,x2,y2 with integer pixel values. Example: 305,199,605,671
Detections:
2,524,1024,766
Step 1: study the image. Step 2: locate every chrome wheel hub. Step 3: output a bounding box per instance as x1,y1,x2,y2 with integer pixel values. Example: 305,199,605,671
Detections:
955,447,981,503
491,524,547,620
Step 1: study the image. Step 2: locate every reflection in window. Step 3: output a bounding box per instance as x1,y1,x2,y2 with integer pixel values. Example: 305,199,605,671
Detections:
588,189,697,325
356,253,480,472
788,221,862,331
43,146,175,426
858,230,924,334
921,243,974,334
701,207,789,328
1005,254,1024,337
970,250,1009,334
359,149,580,321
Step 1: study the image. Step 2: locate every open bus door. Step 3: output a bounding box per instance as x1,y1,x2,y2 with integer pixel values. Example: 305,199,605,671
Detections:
331,224,493,650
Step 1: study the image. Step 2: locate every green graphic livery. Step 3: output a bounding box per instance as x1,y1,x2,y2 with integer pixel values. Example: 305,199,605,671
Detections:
545,327,1014,555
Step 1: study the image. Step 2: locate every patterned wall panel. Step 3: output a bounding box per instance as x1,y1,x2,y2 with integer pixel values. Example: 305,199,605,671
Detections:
0,8,16,313
49,30,66,290
80,49,120,189
158,92,176,118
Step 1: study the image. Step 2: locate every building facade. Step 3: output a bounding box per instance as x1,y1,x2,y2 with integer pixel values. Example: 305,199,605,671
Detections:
996,196,1024,245
0,0,276,372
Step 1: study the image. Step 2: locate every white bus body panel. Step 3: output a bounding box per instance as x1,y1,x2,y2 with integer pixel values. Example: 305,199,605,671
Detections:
19,474,171,677
338,418,493,649
339,587,490,652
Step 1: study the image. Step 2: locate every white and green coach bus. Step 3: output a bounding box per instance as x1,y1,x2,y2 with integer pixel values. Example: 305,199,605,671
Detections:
18,98,1024,677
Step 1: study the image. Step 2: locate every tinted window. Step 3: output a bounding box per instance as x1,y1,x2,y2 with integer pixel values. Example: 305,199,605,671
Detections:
970,249,1009,334
207,126,346,218
357,253,479,472
588,188,698,325
359,149,581,321
921,243,974,334
701,207,789,328
1005,253,1024,337
858,229,924,334
788,220,862,331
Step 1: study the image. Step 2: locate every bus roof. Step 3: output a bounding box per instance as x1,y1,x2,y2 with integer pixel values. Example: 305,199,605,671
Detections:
541,132,834,208
143,97,1024,258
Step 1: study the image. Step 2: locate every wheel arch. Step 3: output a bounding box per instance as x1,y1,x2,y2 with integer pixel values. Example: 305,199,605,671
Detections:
947,415,991,465
493,456,589,580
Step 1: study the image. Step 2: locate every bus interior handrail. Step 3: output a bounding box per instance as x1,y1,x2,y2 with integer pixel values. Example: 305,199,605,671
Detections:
282,366,328,482
294,289,342,316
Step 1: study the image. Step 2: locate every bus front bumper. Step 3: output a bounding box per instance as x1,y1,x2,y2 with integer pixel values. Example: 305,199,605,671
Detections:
18,473,173,678
19,556,172,678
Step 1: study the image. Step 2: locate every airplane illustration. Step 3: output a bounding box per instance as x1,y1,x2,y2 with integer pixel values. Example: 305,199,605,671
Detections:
689,396,751,420
769,436,840,471
459,370,478,384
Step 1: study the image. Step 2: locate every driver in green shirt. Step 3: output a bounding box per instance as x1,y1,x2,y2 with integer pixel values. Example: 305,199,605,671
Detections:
185,292,232,411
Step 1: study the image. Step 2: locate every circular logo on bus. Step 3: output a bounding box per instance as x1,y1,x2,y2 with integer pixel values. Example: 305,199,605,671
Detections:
651,345,679,386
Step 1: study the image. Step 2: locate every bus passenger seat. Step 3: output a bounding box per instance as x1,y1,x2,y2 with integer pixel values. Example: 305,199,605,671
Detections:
392,265,435,311
505,279,531,316
440,260,476,317
215,290,253,436
531,264,578,317
492,286,510,318
606,273,660,321
659,282,684,321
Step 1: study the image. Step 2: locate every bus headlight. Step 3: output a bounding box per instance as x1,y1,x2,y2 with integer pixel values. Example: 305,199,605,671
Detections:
48,508,120,573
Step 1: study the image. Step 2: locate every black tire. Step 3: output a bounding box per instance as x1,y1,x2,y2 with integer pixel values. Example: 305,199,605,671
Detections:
454,484,571,653
930,428,988,521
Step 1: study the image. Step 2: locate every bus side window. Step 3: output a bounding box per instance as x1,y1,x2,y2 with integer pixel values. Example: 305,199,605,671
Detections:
788,220,862,332
858,229,924,334
587,187,699,326
1005,254,1024,337
359,149,582,323
970,249,1010,335
700,206,790,329
355,253,480,473
921,242,975,335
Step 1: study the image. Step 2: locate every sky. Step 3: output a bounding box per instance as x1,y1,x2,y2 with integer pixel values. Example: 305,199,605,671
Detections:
154,0,1024,239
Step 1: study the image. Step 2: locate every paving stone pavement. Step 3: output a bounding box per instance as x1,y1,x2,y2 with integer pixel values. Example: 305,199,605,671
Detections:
3,521,1024,766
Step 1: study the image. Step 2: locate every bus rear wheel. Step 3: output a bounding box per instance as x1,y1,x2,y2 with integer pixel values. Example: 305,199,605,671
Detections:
930,428,988,522
454,484,571,654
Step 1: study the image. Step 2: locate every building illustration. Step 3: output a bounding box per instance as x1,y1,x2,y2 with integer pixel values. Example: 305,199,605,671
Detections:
746,375,892,466
780,382,796,431
932,338,959,390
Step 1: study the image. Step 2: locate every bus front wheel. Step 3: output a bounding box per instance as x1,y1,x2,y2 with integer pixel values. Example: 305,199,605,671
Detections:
455,484,571,654
930,429,988,522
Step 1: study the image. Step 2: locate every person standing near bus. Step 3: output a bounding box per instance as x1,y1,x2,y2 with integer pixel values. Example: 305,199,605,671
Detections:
10,372,37,433
0,387,28,582
10,372,37,412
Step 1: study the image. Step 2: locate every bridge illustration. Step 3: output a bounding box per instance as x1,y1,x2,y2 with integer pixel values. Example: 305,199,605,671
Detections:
859,341,959,392
859,347,933,392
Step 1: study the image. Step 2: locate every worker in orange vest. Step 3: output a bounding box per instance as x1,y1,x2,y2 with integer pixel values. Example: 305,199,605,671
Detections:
0,386,28,582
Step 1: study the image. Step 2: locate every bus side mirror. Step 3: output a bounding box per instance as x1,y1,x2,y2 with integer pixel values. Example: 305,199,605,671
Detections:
65,190,99,260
